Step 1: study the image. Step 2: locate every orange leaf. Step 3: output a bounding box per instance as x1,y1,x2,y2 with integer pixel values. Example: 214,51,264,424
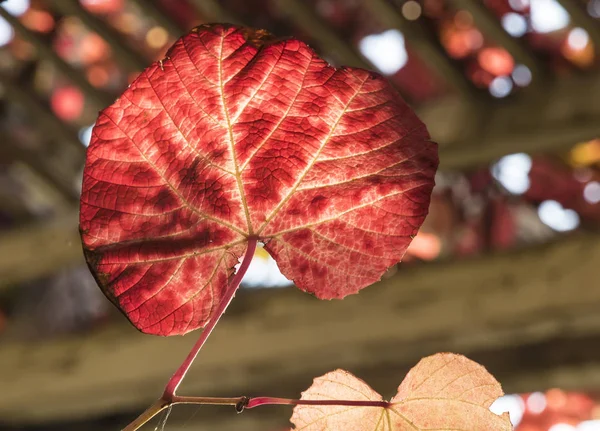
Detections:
291,353,512,431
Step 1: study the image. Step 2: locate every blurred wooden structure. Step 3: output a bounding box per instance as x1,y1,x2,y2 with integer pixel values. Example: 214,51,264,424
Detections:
0,0,599,429
2,232,600,429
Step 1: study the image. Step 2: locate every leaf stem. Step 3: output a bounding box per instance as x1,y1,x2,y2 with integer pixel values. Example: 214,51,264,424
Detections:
173,395,246,406
162,237,258,400
121,399,170,431
122,238,386,430
171,395,390,410
246,397,390,409
122,393,388,430
121,239,258,431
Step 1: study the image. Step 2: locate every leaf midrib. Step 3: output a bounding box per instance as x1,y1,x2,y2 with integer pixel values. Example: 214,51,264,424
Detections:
218,34,254,235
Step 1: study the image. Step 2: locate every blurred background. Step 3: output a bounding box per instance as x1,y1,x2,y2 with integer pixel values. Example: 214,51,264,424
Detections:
0,0,599,430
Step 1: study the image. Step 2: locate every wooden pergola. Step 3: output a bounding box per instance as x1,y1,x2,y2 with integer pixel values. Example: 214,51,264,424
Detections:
0,1,599,429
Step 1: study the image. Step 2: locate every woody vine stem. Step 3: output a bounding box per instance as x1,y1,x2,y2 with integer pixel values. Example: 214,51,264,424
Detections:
123,237,388,431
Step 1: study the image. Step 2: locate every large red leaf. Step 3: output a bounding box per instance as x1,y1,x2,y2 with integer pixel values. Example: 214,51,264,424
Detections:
80,24,438,336
290,353,512,430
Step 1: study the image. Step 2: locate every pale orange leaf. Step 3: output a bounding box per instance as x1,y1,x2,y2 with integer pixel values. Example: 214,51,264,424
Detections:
290,353,512,431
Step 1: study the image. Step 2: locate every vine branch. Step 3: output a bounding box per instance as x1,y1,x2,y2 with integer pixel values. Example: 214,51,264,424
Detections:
121,238,389,431
162,237,258,398
122,238,258,431
174,395,390,410
124,394,390,430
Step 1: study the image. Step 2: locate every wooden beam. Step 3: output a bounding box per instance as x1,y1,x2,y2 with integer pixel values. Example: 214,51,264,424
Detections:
0,7,113,108
4,337,598,430
0,73,595,282
441,114,600,169
0,212,83,289
428,72,600,168
0,170,34,222
363,0,475,95
0,132,80,203
48,0,148,72
271,0,371,69
1,231,599,424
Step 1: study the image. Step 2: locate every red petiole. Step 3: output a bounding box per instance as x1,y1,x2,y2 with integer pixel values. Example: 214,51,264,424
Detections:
122,238,390,431
123,395,390,430
162,236,258,400
123,238,258,431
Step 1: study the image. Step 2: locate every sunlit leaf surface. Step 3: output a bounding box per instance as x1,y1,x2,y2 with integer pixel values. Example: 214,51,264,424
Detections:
291,353,512,431
80,24,438,336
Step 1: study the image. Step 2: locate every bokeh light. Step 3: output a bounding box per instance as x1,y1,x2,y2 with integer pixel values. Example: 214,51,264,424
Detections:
568,28,590,51
146,26,169,49
570,140,600,166
241,246,293,288
51,86,85,122
86,64,110,87
530,0,569,33
402,1,422,21
80,33,111,65
527,391,548,414
583,181,600,204
21,8,55,33
538,200,580,232
492,153,532,193
502,12,528,37
589,0,600,18
478,47,515,76
548,424,576,431
359,29,408,75
563,27,595,68
489,75,513,98
509,0,530,12
406,232,441,260
0,16,14,47
512,64,533,86
79,124,94,147
578,420,600,430
80,0,124,14
0,0,30,17
490,394,525,427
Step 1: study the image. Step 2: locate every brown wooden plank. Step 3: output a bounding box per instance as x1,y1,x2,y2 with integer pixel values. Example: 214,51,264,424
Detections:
1,231,599,424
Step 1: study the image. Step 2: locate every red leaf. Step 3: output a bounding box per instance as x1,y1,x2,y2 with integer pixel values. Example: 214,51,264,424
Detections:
291,353,512,431
80,24,438,335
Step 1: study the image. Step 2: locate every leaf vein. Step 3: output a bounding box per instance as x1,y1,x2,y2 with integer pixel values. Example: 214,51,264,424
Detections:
239,52,314,172
268,185,426,237
218,33,254,234
127,258,187,314
142,73,234,176
101,113,247,237
257,74,371,234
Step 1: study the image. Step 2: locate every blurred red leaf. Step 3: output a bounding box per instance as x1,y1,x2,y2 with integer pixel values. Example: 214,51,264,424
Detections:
527,157,600,222
80,0,124,14
291,353,512,430
51,86,84,121
519,390,596,430
478,47,515,76
80,24,437,336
